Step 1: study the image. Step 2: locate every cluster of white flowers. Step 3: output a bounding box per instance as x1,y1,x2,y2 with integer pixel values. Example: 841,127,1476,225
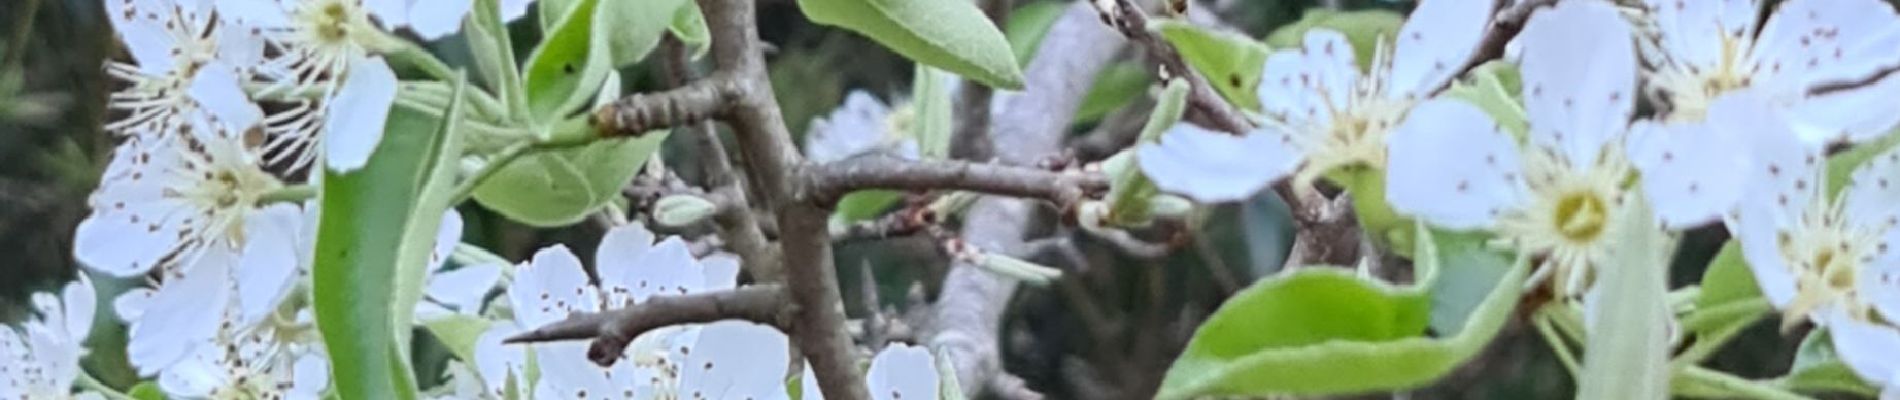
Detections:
0,277,99,399
1135,0,1900,394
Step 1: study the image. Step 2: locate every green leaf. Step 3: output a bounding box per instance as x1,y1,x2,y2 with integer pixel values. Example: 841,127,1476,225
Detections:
671,5,712,60
1777,329,1881,397
1002,1,1066,66
538,0,578,31
472,131,670,227
313,101,457,400
797,0,1025,89
1154,20,1270,111
129,382,167,400
1333,167,1409,256
522,0,612,124
1423,230,1511,334
596,0,692,67
1442,61,1528,139
424,314,494,363
1694,240,1761,310
1826,129,1900,199
1577,194,1672,400
911,65,954,159
936,346,969,400
389,76,472,361
832,190,904,224
1156,226,1530,399
1264,9,1404,72
465,0,527,122
1075,62,1153,125
1107,79,1188,228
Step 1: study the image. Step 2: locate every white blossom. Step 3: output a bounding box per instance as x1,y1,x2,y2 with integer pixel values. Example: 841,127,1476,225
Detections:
416,210,504,323
156,326,330,400
1386,0,1641,298
0,277,103,400
1137,0,1493,203
102,0,266,140
805,90,922,164
801,344,941,400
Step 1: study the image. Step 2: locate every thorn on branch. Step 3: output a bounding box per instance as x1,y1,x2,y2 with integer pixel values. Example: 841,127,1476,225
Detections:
502,285,790,367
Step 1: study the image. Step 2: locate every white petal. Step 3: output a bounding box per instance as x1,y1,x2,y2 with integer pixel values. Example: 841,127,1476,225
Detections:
1385,0,1494,99
1753,0,1900,91
613,237,703,305
595,222,657,281
187,64,264,133
805,91,891,164
291,353,333,397
507,245,598,329
366,0,411,30
1824,310,1900,388
408,0,474,40
1259,31,1359,126
499,0,535,22
324,55,398,173
113,288,156,323
157,345,227,398
107,0,180,74
1515,0,1637,165
532,341,626,397
235,204,303,326
1136,123,1300,203
61,275,98,343
700,252,742,291
1724,118,1822,309
1790,70,1900,145
1642,0,1755,70
800,361,823,400
1385,98,1527,230
866,344,939,400
129,254,232,374
426,263,503,314
679,321,791,399
74,166,193,277
474,326,527,398
214,0,292,28
1628,93,1771,229
432,209,465,271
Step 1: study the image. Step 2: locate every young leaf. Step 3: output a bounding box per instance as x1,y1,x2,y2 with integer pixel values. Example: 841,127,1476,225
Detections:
1108,79,1188,228
1577,194,1671,400
1776,329,1882,397
1155,227,1530,399
911,65,954,159
1693,241,1761,310
671,5,712,60
471,131,671,227
521,0,611,124
596,0,692,67
313,101,453,400
1075,62,1153,125
797,0,1026,89
423,314,493,364
1153,20,1270,111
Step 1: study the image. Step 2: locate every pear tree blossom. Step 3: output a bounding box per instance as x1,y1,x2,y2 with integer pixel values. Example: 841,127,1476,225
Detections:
805,90,922,163
102,0,266,141
801,344,941,400
1137,0,1494,203
156,326,331,400
0,277,101,400
416,210,504,323
1386,0,1642,298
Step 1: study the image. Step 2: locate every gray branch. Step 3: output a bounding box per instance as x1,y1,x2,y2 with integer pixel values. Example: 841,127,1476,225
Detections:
501,285,790,364
803,157,1108,209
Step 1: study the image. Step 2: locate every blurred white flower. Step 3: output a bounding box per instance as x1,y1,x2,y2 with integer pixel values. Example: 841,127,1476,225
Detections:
0,276,102,400
1386,0,1639,298
212,0,408,173
102,0,266,140
504,223,756,399
1638,0,1900,144
1137,0,1493,203
801,344,940,400
804,90,921,164
157,326,330,400
416,210,504,323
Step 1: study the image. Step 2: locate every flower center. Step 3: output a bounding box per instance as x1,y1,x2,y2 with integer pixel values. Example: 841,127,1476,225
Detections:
1553,191,1610,243
1776,200,1882,323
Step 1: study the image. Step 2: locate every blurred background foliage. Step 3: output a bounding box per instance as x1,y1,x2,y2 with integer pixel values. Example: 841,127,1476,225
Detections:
0,0,1808,398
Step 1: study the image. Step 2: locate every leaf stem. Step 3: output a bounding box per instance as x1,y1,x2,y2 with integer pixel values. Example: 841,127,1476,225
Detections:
447,142,533,203
261,185,319,204
1534,309,1583,380
1676,366,1816,400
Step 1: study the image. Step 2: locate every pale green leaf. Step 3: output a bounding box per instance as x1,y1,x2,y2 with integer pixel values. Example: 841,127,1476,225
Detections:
1694,241,1760,310
424,315,493,363
1777,329,1881,397
472,131,670,227
1154,20,1270,111
1264,9,1404,72
522,0,612,124
1075,62,1152,125
832,190,904,224
1578,195,1672,400
1107,79,1187,228
911,65,954,159
671,5,712,60
1441,61,1527,139
797,0,1025,89
596,0,691,67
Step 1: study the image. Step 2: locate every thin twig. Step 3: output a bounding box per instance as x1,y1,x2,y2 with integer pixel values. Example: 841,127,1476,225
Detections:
661,36,782,281
593,76,732,138
503,285,790,365
1093,0,1253,135
803,157,1109,209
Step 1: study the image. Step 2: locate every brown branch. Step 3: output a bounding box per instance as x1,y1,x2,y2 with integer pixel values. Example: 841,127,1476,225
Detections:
660,37,783,281
593,77,732,138
803,157,1108,209
1095,0,1253,135
950,0,1012,160
501,285,790,365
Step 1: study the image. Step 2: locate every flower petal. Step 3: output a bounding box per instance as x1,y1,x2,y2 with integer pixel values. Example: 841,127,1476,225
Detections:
1136,123,1300,203
107,0,181,74
1515,0,1637,165
61,275,97,343
1385,98,1526,230
1824,310,1900,388
595,222,657,282
407,0,474,40
700,252,742,291
366,0,411,31
431,209,465,271
1724,110,1822,310
1641,0,1756,70
678,321,791,400
1754,0,1900,92
75,145,195,277
291,352,333,399
235,204,303,326
866,344,939,400
508,245,598,329
1259,30,1358,126
615,237,703,305
1790,70,1900,145
1386,0,1494,99
1628,94,1766,229
426,262,502,314
474,326,526,398
113,288,156,323
805,91,891,164
187,64,264,134
532,341,632,398
214,0,292,28
129,253,233,374
324,55,398,173
499,0,534,22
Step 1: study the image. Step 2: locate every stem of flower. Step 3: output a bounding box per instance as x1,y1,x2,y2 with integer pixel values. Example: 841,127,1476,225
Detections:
1534,309,1582,380
1675,366,1815,400
384,38,460,83
75,370,139,400
261,185,318,204
447,142,532,203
